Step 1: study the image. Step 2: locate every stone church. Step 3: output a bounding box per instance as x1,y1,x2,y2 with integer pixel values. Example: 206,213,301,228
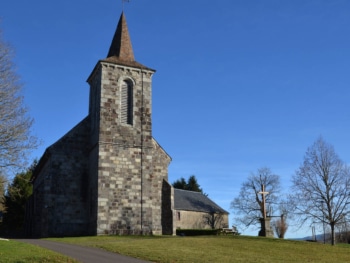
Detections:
25,12,228,237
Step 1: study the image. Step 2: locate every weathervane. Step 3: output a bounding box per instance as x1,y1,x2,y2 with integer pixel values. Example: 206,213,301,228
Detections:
122,0,130,11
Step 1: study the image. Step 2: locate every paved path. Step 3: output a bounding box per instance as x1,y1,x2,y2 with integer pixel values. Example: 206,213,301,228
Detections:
16,239,152,263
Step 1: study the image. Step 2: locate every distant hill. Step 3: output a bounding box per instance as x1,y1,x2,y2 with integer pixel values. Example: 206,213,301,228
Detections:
294,232,350,244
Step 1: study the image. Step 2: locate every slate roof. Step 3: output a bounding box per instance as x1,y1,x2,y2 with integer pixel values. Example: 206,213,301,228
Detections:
174,189,228,214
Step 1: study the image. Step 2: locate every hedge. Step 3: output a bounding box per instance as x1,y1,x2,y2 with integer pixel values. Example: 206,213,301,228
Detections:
176,229,219,236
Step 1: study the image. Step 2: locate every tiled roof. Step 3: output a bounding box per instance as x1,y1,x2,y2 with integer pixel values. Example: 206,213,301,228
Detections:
107,12,134,61
174,189,228,214
102,12,154,71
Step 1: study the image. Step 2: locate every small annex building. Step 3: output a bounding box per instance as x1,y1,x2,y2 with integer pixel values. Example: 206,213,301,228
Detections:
174,189,229,230
24,12,228,237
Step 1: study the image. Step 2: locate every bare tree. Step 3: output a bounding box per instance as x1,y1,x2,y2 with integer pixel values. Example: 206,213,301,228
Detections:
290,137,350,245
272,214,288,238
271,201,290,238
0,29,37,176
335,216,350,244
230,167,281,229
0,174,5,211
203,212,225,229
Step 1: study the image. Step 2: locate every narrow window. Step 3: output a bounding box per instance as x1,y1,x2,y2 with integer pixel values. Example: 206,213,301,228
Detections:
177,211,181,221
121,80,133,125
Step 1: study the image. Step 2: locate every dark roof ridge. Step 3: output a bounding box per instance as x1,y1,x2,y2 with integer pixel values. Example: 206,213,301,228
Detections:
174,188,203,193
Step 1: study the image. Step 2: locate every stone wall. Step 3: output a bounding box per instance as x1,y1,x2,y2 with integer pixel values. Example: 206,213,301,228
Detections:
27,53,171,237
88,61,171,235
161,179,175,235
28,117,91,237
175,210,229,230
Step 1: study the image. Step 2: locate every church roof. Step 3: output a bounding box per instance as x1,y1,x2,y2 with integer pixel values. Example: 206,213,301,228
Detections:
174,189,228,214
102,12,153,71
107,12,134,61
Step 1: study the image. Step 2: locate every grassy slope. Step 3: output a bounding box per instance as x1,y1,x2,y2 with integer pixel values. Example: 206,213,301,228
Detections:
0,240,78,263
48,235,350,263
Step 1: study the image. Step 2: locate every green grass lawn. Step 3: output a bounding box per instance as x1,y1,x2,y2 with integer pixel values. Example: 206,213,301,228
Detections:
0,240,78,263
47,235,350,263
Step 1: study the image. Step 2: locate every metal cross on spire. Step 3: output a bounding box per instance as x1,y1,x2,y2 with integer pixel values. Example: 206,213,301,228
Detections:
258,184,269,219
122,0,130,11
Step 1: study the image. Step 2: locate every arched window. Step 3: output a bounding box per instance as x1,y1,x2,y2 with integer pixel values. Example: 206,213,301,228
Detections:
120,80,133,125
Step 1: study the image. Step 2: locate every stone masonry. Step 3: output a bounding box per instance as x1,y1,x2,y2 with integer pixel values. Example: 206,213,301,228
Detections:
25,12,172,237
87,62,171,234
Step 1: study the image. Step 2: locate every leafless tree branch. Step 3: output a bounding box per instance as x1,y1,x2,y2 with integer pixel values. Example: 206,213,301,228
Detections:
290,137,350,245
0,29,38,177
231,167,281,229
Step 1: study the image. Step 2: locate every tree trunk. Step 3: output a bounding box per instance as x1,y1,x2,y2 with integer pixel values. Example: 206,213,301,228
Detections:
331,223,335,246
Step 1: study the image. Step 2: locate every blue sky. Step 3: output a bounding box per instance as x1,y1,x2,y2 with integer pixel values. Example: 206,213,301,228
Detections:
2,0,350,238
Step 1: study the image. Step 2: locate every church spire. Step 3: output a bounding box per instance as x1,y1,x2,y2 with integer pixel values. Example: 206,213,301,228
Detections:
107,12,135,61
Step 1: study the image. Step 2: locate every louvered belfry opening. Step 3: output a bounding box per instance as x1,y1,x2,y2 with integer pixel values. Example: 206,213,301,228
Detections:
121,80,133,125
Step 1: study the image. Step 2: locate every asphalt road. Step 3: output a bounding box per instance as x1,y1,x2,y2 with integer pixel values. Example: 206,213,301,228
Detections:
16,239,152,263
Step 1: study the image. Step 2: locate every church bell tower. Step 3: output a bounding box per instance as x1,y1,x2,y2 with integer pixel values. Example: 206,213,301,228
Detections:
86,12,171,235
